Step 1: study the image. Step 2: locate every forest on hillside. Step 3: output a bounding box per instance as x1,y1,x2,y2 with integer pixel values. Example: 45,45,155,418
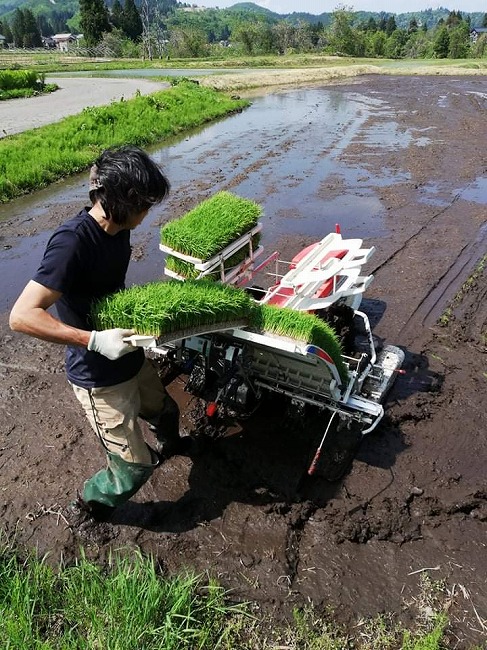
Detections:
1,0,487,60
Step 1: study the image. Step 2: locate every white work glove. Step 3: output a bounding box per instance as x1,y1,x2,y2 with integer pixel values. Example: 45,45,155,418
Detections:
87,328,137,361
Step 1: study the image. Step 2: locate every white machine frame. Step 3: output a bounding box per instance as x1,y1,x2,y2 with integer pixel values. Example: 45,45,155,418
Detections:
147,226,404,437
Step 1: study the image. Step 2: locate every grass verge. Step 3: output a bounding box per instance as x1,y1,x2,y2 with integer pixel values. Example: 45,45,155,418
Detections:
1,537,475,649
0,81,249,203
0,542,249,649
0,69,58,100
0,82,58,100
3,52,487,73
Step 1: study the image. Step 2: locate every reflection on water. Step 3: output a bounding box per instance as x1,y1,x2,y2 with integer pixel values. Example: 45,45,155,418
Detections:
0,84,466,312
458,176,487,204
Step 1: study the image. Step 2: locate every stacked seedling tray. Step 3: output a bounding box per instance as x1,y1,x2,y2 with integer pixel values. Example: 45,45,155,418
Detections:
160,191,264,284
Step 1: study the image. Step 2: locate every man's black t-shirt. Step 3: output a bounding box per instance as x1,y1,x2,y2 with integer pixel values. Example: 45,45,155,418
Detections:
33,208,144,388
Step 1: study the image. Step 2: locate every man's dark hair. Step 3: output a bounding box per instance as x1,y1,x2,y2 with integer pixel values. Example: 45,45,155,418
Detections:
89,146,170,225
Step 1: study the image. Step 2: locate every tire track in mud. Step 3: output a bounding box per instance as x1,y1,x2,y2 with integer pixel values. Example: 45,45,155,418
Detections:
321,490,487,545
283,502,318,587
367,186,487,344
398,222,487,340
370,191,462,278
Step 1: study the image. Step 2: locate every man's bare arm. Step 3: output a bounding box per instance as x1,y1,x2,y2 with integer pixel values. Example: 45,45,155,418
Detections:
9,280,91,347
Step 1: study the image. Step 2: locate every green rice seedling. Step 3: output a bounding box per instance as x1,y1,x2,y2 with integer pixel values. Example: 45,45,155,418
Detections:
0,83,249,203
165,233,262,280
93,279,347,380
0,69,38,91
251,304,348,381
92,279,257,336
160,191,262,260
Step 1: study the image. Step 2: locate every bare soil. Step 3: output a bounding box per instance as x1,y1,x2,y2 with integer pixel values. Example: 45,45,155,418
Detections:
0,74,486,647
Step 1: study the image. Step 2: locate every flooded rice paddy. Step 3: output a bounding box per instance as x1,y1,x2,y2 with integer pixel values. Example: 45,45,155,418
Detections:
0,82,449,312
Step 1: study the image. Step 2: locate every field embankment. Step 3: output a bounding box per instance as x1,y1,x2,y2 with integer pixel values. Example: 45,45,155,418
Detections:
0,81,248,203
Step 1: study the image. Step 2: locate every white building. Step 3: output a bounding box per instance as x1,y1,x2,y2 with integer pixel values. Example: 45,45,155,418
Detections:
51,33,77,51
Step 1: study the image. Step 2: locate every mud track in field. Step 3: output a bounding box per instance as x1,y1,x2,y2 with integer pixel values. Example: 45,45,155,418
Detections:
0,75,486,647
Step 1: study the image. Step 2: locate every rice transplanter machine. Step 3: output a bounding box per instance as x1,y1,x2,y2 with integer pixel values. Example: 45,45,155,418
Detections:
136,221,405,480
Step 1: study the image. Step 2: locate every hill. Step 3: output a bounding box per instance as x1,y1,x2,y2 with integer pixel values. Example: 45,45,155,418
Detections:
0,0,485,35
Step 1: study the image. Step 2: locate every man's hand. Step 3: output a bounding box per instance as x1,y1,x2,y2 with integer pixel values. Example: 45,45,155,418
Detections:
87,328,138,360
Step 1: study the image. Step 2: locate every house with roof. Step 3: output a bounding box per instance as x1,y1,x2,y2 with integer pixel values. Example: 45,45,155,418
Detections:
0,34,6,48
42,36,57,49
470,27,487,42
51,33,77,51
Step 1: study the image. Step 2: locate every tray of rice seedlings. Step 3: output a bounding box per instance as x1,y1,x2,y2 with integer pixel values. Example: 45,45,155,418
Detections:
247,304,348,383
165,233,263,281
92,279,257,343
160,191,263,269
92,279,347,381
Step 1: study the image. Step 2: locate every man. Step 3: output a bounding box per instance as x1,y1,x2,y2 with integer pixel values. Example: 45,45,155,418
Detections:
9,145,189,530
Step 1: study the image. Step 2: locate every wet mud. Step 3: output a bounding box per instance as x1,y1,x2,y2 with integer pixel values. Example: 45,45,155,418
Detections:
0,75,486,646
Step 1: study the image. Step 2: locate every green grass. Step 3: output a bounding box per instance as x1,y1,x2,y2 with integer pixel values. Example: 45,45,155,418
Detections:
401,616,448,649
4,50,487,73
0,82,58,100
0,69,58,100
0,82,249,203
0,69,39,90
0,52,381,73
0,543,249,649
0,537,467,650
160,191,262,260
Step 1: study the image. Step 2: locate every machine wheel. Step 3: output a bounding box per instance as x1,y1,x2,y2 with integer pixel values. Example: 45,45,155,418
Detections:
312,419,363,482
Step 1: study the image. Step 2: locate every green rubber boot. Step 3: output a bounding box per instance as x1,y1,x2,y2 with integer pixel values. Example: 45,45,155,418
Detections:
83,451,158,509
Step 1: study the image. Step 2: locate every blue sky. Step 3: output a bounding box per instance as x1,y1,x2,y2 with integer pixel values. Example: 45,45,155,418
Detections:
195,1,487,14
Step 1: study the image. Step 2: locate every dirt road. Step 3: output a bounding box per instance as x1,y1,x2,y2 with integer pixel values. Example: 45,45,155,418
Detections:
0,76,168,137
0,73,486,647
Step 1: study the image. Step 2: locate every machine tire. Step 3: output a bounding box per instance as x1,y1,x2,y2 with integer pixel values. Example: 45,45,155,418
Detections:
312,419,363,482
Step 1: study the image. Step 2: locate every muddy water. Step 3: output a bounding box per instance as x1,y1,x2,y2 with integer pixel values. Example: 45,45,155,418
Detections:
0,84,468,312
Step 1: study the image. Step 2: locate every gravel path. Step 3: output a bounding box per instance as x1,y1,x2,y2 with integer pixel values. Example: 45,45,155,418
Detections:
0,76,168,138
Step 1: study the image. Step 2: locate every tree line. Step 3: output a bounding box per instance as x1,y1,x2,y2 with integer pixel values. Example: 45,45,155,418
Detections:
1,2,487,59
